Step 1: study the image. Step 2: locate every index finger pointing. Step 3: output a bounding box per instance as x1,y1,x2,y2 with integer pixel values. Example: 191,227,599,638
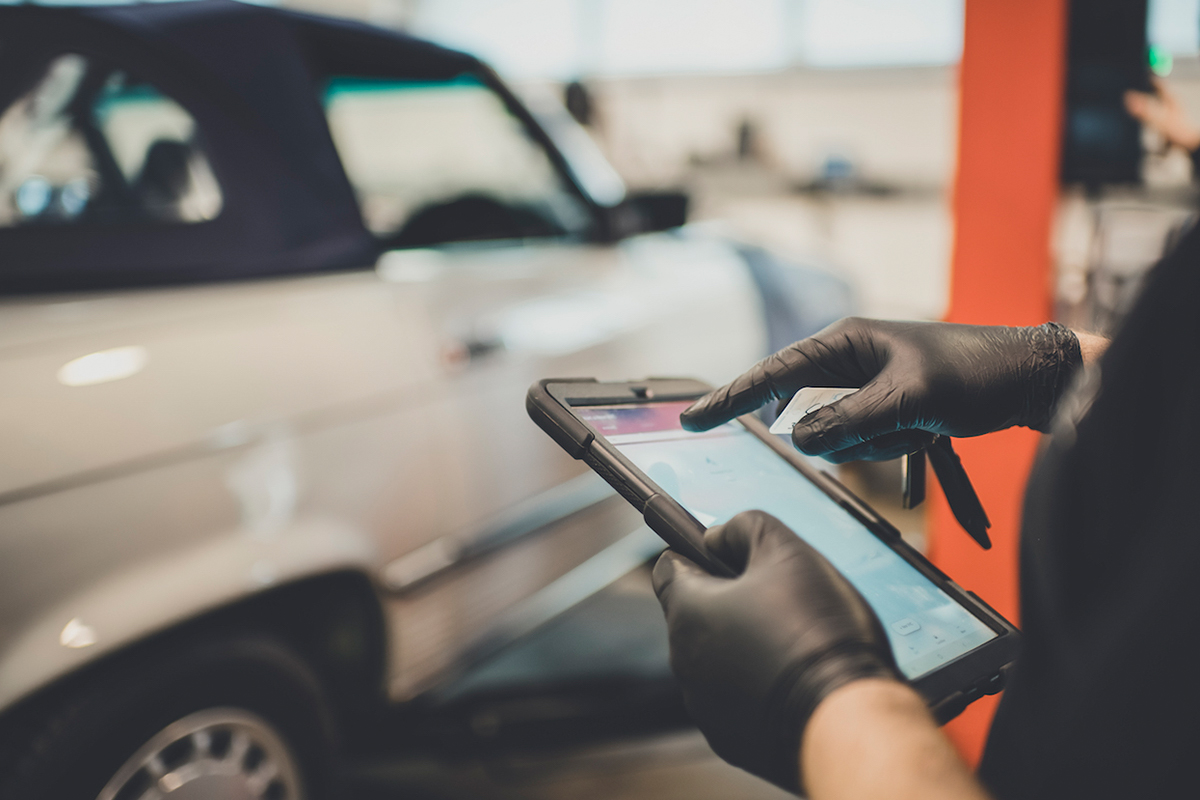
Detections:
681,343,845,431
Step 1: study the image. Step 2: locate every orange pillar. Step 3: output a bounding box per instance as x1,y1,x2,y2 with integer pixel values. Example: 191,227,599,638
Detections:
929,0,1068,766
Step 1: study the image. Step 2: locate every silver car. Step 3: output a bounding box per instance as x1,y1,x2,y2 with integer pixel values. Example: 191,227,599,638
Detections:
0,3,849,798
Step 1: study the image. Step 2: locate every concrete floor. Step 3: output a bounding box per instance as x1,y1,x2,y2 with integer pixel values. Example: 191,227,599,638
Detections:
343,567,794,799
348,729,793,800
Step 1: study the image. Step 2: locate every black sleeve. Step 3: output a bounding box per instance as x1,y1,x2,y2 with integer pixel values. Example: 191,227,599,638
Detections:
979,223,1200,799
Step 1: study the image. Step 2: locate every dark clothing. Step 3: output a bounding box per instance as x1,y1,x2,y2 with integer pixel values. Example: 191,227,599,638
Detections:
979,226,1200,797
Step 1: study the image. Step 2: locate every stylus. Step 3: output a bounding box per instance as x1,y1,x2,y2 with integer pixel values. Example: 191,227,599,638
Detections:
926,436,992,550
901,448,926,509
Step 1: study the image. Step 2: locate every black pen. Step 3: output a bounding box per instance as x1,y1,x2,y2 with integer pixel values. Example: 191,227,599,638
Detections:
903,436,992,550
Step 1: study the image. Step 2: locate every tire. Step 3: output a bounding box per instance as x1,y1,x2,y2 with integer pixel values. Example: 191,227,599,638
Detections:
0,635,338,800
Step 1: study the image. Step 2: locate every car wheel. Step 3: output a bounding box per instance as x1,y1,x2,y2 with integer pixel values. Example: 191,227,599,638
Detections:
0,635,338,800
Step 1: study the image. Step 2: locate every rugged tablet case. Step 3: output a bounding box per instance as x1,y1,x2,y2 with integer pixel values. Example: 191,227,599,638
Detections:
527,378,732,574
527,377,1020,723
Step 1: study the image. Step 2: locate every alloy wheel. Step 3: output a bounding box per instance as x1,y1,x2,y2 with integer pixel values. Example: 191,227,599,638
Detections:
96,707,305,800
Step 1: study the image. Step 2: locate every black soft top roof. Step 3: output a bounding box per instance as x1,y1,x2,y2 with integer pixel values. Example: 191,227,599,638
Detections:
0,1,488,292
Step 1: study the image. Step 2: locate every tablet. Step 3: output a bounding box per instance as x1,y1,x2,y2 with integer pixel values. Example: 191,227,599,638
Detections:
527,377,1019,721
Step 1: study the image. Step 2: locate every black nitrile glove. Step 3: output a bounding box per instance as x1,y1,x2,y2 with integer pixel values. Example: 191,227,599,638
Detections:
652,510,900,794
681,317,1082,463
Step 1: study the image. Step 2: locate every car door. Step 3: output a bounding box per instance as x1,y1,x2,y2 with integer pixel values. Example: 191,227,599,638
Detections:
0,27,504,714
320,72,766,697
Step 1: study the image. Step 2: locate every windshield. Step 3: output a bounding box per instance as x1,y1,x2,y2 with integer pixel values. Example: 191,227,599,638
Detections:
323,74,591,247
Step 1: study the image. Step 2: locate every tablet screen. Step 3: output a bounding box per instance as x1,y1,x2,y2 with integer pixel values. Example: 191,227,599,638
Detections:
576,400,997,680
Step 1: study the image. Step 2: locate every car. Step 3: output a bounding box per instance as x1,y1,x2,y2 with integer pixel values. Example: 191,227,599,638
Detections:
0,2,852,797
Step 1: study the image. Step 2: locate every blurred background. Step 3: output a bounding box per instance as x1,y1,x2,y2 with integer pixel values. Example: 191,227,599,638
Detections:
2,1,1197,798
286,0,1200,326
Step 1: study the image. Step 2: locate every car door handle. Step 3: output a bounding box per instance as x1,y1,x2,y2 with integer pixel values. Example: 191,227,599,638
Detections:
442,335,506,369
462,336,505,360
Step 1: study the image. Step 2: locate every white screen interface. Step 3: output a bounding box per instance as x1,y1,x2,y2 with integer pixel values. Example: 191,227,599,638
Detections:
576,401,997,680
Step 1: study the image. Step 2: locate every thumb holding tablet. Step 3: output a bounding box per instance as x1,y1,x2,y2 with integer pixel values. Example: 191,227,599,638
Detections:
652,510,900,794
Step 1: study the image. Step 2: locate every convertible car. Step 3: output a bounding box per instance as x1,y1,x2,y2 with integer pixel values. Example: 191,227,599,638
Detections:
0,3,852,798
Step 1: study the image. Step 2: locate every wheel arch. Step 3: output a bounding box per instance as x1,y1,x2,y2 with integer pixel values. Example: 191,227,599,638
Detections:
0,568,390,750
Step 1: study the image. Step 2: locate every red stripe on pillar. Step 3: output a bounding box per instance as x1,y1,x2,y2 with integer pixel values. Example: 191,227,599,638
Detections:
930,0,1068,766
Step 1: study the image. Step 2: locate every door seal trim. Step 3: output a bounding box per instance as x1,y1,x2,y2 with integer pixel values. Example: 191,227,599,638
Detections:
382,472,614,593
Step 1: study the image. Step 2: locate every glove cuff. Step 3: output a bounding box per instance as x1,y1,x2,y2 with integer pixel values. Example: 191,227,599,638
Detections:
767,646,898,794
1022,322,1083,432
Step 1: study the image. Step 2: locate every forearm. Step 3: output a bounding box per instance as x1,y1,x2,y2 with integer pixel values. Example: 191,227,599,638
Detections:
1073,330,1108,366
800,679,992,800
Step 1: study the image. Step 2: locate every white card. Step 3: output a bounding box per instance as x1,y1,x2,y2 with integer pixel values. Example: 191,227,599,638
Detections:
768,387,860,435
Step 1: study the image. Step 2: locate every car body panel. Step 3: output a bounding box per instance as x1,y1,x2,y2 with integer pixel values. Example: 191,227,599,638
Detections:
0,271,442,501
0,0,800,726
0,230,763,710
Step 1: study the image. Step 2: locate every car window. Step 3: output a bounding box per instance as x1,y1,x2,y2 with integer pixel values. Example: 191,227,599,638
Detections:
323,75,590,247
0,53,222,228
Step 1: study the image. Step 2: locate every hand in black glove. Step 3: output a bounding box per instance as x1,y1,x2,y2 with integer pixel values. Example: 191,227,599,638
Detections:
652,510,900,793
681,317,1082,463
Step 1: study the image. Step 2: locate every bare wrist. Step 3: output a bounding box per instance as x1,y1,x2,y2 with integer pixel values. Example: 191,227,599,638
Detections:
1073,331,1109,366
1176,127,1200,152
800,678,927,784
805,678,927,744
800,678,991,800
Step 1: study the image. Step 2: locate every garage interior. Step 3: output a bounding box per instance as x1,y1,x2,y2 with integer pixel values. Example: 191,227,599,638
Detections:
1,0,1194,798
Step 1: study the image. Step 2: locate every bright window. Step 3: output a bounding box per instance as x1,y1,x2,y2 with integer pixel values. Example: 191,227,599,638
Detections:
323,75,589,246
408,0,966,79
799,0,963,68
1148,0,1200,58
0,53,221,228
598,0,790,76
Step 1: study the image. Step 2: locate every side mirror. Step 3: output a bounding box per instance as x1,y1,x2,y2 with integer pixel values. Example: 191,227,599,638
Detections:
608,190,689,238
